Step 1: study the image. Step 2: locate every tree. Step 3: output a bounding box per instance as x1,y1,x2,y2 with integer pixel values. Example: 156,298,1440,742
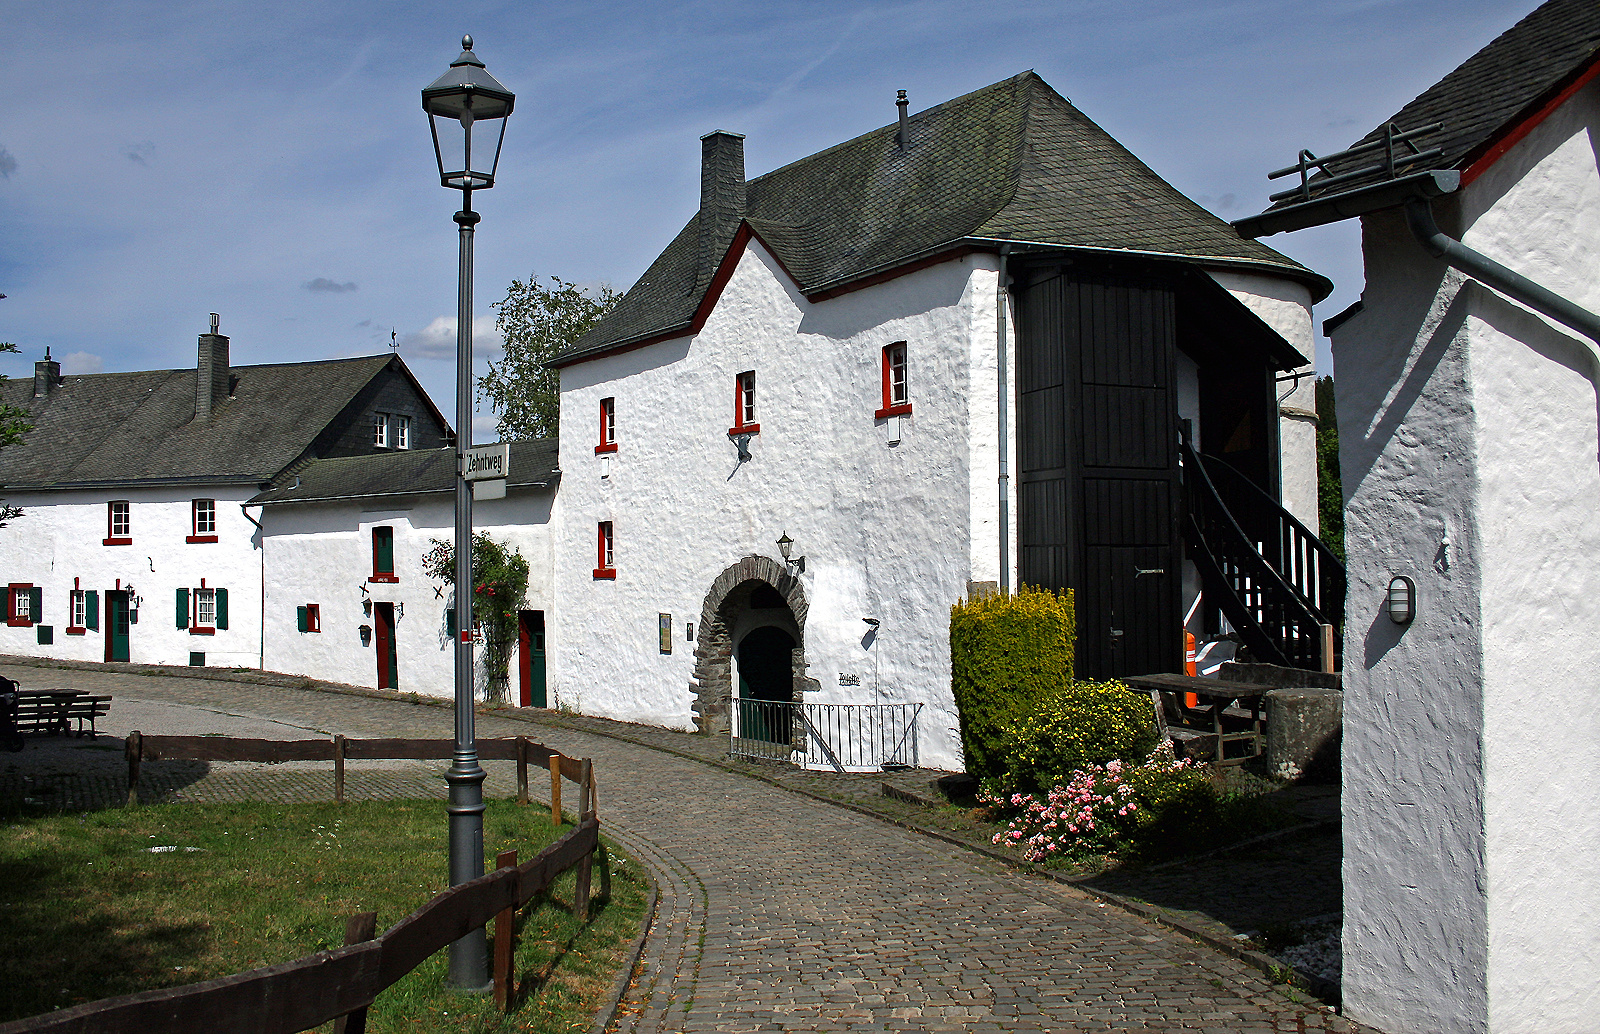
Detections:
477,274,619,441
0,341,32,528
1314,375,1344,565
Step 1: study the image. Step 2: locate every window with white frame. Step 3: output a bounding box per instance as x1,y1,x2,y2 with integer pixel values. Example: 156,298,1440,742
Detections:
71,590,86,629
374,413,390,448
191,498,217,541
395,415,411,450
597,396,617,453
876,341,912,418
594,521,616,579
178,585,228,633
730,371,759,435
106,500,131,544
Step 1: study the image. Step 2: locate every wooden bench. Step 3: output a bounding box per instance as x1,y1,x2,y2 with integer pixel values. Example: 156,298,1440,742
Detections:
8,688,111,737
1125,673,1267,766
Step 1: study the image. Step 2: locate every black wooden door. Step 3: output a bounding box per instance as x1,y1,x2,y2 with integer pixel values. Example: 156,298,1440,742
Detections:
1016,270,1182,679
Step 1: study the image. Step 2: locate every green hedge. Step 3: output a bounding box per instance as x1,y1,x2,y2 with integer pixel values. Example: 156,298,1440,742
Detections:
1003,679,1159,792
949,586,1075,780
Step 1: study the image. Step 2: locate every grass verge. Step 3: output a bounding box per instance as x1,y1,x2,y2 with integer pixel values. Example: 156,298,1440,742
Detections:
0,799,648,1032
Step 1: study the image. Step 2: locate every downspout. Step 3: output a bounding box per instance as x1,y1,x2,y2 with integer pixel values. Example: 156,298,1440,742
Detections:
240,503,265,670
997,246,1011,593
1404,198,1600,345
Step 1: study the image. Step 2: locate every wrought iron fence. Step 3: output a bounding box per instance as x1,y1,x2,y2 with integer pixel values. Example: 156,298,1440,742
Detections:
730,699,923,772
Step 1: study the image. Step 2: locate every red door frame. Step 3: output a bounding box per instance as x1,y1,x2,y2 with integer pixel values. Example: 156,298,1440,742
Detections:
374,602,396,689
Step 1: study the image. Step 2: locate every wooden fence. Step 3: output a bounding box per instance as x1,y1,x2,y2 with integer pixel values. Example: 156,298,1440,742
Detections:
0,735,605,1034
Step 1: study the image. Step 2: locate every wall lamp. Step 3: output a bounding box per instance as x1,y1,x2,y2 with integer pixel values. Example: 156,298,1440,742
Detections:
777,532,805,573
1387,576,1416,625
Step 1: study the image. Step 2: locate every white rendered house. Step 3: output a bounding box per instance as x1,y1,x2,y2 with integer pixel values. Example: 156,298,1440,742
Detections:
1235,1,1600,1029
0,319,450,670
549,73,1335,771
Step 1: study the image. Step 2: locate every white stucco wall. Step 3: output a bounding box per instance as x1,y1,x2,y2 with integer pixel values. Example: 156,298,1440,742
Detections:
552,242,1015,771
259,488,554,698
0,485,263,667
1208,269,1320,529
1333,78,1600,1034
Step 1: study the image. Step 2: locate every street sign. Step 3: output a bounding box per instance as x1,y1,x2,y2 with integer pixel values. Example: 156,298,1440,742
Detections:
463,443,509,481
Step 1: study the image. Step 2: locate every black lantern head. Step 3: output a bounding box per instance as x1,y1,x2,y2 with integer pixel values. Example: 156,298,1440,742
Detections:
422,35,516,191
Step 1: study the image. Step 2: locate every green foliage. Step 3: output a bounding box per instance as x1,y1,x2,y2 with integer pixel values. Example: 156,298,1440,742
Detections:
422,532,529,704
1315,376,1344,565
1120,763,1224,859
1002,679,1159,793
479,274,620,441
949,586,1076,780
0,342,32,528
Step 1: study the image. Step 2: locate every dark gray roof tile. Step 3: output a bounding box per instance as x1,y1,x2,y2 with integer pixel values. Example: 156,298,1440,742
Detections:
248,439,558,506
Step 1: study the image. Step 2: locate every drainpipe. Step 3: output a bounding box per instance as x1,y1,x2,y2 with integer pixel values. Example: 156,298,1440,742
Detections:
240,503,265,670
1404,198,1600,345
997,246,1011,593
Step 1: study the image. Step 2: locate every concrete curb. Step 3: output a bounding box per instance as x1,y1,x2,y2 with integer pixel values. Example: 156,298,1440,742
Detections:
592,881,658,1034
2,654,1342,1012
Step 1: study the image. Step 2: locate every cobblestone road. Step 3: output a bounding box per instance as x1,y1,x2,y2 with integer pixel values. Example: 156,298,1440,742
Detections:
1,664,1377,1034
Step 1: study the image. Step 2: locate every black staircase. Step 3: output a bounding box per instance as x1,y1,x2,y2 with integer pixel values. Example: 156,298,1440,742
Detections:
1180,442,1345,671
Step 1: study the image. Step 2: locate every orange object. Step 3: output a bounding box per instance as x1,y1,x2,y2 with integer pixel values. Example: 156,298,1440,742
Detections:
1184,631,1199,707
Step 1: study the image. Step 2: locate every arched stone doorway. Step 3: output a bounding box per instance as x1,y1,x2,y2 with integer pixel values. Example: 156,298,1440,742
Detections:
689,556,816,736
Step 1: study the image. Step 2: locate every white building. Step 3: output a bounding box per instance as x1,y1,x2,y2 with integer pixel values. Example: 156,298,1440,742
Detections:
0,320,450,670
1235,1,1600,1029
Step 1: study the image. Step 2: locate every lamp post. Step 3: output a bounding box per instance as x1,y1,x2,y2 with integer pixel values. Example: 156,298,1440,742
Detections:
422,35,514,991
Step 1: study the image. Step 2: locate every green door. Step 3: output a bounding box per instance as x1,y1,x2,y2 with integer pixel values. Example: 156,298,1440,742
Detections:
105,591,130,662
519,610,546,708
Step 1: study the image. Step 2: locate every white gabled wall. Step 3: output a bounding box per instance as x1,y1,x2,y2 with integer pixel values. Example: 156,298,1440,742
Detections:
0,485,263,667
553,242,1003,770
1333,78,1600,1034
259,490,554,696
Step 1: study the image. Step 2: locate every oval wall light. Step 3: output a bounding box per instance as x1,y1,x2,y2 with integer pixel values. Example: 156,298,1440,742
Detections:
1387,576,1416,625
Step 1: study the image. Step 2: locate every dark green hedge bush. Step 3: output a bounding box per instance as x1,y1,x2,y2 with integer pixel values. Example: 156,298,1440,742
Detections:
1002,679,1159,792
949,586,1075,780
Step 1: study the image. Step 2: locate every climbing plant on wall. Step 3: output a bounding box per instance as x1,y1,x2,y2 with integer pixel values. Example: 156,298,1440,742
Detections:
422,533,530,704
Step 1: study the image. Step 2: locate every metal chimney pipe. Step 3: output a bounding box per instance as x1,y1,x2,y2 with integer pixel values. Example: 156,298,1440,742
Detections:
896,90,909,150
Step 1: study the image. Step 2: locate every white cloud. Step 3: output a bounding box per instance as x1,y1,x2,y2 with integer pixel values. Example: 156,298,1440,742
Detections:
400,315,500,360
61,351,103,374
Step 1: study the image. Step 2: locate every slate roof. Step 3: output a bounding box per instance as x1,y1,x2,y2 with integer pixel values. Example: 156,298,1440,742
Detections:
561,71,1327,364
0,354,417,489
248,439,559,506
1271,0,1600,207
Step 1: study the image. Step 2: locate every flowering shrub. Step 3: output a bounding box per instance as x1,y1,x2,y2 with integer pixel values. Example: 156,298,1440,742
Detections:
1001,678,1159,793
423,533,529,704
982,740,1213,861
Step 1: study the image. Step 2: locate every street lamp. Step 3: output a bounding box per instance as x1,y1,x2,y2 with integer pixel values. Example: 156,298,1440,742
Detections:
422,35,514,992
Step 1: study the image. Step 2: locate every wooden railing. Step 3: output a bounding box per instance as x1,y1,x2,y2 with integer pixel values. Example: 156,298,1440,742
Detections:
1,736,605,1034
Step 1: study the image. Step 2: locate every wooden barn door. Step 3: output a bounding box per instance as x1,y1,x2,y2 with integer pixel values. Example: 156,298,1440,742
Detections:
1017,271,1181,679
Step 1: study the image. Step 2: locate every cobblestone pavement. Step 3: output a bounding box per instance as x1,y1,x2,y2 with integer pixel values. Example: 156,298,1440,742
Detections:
0,663,1379,1033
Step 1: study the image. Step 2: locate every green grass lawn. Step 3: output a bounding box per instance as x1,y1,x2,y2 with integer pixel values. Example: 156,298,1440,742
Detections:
0,799,649,1032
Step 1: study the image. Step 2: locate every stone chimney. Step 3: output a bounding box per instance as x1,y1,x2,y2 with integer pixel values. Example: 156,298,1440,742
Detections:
698,130,746,282
33,348,60,398
196,312,229,421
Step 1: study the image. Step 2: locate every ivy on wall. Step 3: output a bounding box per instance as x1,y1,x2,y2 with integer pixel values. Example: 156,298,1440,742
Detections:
423,533,530,704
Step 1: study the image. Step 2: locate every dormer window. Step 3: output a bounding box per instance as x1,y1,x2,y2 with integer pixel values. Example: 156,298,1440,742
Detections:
374,413,390,448
597,396,617,453
395,415,411,450
876,342,912,418
730,371,759,435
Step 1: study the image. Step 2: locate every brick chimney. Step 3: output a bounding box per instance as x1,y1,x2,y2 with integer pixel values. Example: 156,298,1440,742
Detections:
196,312,229,421
33,348,60,398
698,130,746,283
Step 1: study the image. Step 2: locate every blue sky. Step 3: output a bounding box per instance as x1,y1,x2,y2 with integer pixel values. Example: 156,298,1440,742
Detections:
0,0,1532,437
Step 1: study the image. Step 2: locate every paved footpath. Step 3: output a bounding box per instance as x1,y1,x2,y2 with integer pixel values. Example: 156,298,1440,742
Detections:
1,664,1380,1034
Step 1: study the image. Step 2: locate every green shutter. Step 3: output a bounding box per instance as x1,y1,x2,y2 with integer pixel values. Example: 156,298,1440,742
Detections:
297,605,308,633
215,588,228,630
85,591,99,630
29,587,42,620
176,588,189,628
446,607,457,637
373,527,394,575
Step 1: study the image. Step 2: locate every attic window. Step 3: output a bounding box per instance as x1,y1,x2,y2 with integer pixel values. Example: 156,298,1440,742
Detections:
730,371,760,436
395,415,411,450
876,342,912,419
104,501,132,546
188,498,218,543
374,413,390,448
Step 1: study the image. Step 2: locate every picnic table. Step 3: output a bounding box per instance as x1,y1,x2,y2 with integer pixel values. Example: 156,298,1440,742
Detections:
1124,672,1267,766
4,683,112,738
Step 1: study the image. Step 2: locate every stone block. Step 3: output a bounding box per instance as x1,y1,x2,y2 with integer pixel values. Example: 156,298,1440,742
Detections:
1264,687,1341,783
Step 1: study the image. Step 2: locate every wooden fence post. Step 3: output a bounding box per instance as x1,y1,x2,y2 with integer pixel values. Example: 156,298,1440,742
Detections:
1320,623,1337,674
549,754,562,825
516,737,529,806
493,849,518,1011
334,734,347,804
125,731,142,807
575,760,594,921
332,910,378,1034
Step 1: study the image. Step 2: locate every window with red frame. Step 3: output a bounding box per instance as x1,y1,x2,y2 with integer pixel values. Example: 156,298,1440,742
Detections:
104,500,131,545
189,498,218,543
730,371,759,435
596,396,617,453
594,521,616,579
177,584,228,634
371,527,397,582
876,342,912,419
7,583,39,627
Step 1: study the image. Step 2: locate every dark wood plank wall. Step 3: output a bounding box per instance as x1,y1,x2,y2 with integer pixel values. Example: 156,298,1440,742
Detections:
1016,269,1182,679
